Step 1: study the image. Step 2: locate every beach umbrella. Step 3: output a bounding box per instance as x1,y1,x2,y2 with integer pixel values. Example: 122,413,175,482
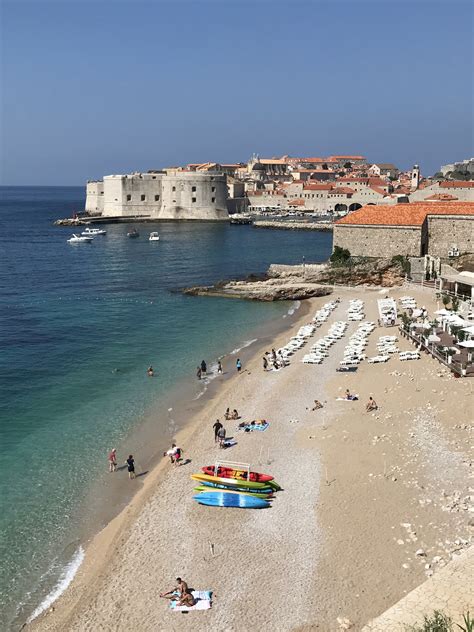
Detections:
428,334,441,342
462,325,474,335
458,340,474,348
446,315,466,326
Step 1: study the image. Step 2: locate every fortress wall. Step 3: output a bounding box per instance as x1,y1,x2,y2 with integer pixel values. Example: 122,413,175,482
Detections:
85,181,104,213
427,216,474,256
333,224,422,257
160,173,228,220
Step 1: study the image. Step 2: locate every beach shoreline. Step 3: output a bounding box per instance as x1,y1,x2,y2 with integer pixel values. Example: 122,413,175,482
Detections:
22,298,312,629
29,287,473,632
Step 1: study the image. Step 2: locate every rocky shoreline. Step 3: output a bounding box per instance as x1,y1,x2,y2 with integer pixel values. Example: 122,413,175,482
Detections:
182,258,406,301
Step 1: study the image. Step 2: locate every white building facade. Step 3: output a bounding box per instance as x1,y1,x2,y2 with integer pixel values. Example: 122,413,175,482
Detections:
85,171,228,220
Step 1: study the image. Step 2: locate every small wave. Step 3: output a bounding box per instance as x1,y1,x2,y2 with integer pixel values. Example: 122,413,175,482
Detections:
286,300,301,317
27,546,85,623
229,338,258,355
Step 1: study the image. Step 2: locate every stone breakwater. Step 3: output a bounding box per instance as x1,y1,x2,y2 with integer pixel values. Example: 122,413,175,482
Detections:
253,221,333,231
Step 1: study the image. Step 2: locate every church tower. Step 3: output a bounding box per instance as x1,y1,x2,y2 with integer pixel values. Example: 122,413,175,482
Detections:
411,164,420,190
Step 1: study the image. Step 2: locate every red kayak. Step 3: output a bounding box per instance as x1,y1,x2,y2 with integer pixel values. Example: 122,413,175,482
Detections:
201,465,273,483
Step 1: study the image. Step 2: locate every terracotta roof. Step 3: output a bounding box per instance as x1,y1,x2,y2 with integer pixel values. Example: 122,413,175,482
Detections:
303,183,334,191
288,198,305,206
425,193,459,201
370,186,388,195
439,180,474,188
259,159,288,165
335,202,474,227
328,155,366,160
328,187,355,195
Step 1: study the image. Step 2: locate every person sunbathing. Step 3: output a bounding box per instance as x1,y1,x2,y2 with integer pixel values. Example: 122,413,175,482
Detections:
231,409,239,419
366,397,378,412
345,389,358,401
311,400,323,410
224,408,231,420
160,577,194,603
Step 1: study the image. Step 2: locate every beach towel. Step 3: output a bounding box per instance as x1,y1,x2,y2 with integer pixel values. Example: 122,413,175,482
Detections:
240,421,269,432
170,590,212,612
336,396,359,401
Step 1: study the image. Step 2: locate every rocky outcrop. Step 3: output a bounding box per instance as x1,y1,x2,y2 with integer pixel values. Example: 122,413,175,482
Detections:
182,258,405,301
183,279,332,301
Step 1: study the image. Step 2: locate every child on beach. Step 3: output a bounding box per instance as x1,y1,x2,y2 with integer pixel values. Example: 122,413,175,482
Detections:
236,358,242,373
126,455,135,479
108,448,117,472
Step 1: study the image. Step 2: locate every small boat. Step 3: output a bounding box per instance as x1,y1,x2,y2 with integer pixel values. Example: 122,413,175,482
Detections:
127,228,139,238
81,227,106,236
149,232,160,241
67,233,93,243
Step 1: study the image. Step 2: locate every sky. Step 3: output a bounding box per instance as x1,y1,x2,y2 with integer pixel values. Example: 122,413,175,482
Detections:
0,0,473,185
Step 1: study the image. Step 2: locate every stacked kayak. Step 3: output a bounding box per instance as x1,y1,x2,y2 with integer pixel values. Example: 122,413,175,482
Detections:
194,492,269,509
191,469,281,509
201,465,273,483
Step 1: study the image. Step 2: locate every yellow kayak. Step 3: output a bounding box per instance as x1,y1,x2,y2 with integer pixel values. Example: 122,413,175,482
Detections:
191,473,269,490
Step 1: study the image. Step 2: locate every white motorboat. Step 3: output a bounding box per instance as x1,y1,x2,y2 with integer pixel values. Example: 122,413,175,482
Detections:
81,227,106,236
149,232,160,241
67,233,93,243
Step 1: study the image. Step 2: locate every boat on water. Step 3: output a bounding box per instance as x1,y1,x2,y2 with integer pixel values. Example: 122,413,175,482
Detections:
81,227,106,236
149,232,160,241
67,234,93,244
127,228,139,238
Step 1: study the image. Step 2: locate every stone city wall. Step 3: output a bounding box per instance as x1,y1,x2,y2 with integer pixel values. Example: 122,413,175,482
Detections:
427,216,474,256
333,224,422,257
410,184,474,202
85,181,105,213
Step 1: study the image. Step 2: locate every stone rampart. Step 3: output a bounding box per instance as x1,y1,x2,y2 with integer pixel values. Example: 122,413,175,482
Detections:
427,215,473,256
333,224,422,257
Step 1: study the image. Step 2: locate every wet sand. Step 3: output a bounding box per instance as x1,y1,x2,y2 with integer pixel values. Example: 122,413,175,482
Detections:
30,287,473,631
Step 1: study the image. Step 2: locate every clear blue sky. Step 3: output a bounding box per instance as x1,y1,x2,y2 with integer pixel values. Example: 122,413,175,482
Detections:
1,0,472,185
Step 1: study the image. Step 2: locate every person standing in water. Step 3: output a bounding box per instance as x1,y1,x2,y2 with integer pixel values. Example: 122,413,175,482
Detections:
108,448,117,472
126,454,136,479
147,366,154,377
196,366,202,380
217,360,223,374
236,358,242,373
201,360,207,376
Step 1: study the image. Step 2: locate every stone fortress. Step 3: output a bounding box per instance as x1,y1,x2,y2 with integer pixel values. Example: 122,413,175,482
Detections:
86,169,228,220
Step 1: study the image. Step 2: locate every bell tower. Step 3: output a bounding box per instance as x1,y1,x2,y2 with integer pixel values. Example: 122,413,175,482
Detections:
411,164,420,190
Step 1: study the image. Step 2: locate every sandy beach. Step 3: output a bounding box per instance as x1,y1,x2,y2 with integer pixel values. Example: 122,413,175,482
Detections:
30,286,473,632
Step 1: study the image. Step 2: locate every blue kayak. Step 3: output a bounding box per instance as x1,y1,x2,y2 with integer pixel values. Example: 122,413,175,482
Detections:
193,492,270,509
199,480,274,494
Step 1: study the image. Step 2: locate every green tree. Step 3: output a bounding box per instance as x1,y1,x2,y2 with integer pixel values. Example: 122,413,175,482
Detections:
452,296,460,312
330,246,351,265
442,294,451,308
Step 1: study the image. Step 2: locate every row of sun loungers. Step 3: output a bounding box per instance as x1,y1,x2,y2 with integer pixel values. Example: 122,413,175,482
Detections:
376,334,399,355
399,295,417,310
340,320,375,366
303,320,348,365
399,351,421,361
347,299,365,321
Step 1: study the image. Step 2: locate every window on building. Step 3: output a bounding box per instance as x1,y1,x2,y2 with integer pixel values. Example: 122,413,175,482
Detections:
154,194,160,201
211,197,215,203
192,197,196,203
152,176,156,180
172,186,176,192
141,194,146,201
212,186,216,192
192,186,196,192
126,194,131,201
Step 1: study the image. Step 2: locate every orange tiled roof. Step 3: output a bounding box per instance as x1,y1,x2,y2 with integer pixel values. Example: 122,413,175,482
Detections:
335,202,474,226
288,198,305,206
425,193,459,201
328,187,355,195
439,180,474,188
303,183,334,191
370,186,388,195
328,155,366,160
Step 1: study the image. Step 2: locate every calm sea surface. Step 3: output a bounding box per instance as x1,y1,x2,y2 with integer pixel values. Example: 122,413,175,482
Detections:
0,186,332,627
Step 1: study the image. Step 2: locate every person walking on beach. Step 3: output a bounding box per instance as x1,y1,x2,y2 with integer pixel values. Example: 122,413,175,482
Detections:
236,358,242,373
108,448,117,472
217,360,223,374
263,356,268,371
126,454,136,479
201,360,207,376
217,425,226,448
213,419,223,443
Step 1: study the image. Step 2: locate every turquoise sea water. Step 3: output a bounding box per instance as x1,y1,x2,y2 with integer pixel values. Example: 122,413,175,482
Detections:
0,187,332,627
